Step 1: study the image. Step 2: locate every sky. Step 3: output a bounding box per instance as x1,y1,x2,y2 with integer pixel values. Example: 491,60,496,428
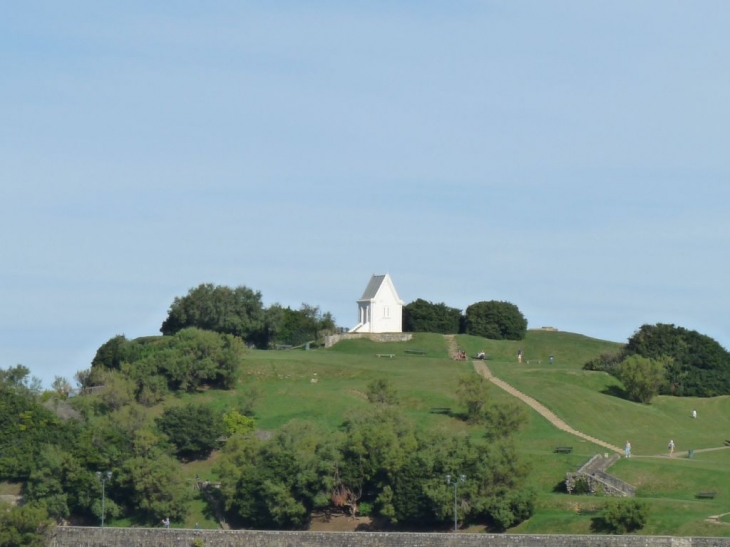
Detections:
2,2,730,386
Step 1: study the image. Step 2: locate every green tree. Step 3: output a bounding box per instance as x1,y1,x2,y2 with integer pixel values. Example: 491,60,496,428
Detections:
456,373,491,423
222,408,256,437
366,378,399,405
617,355,667,403
117,450,192,523
626,323,730,396
0,502,54,547
160,283,266,343
91,335,131,370
217,421,340,529
483,401,528,440
596,499,648,534
402,299,461,334
273,304,336,347
156,403,224,459
464,301,527,340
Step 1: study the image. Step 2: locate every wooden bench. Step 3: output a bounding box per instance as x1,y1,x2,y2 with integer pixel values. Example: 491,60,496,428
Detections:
430,407,451,414
276,344,293,350
526,359,542,365
696,492,716,499
554,446,573,454
405,349,426,355
376,354,395,358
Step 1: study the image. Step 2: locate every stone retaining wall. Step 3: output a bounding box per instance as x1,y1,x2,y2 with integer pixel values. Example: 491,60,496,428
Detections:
566,455,635,497
48,528,730,547
324,333,412,348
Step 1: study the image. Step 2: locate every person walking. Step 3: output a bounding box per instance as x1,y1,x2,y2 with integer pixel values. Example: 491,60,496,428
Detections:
668,439,675,457
517,348,523,363
692,409,697,419
624,441,631,458
162,517,170,529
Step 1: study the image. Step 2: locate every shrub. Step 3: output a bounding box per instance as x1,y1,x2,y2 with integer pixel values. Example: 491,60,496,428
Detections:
596,499,648,534
464,301,527,340
402,299,461,334
626,323,730,396
583,350,625,374
616,355,667,404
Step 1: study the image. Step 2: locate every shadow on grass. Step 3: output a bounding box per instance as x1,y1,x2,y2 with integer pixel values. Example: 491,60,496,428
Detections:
600,385,630,401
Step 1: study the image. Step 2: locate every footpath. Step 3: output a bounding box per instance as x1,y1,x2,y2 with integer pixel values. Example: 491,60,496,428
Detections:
470,359,623,454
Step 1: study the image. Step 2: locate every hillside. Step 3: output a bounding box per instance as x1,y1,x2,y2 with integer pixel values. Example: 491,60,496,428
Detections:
172,329,730,536
6,328,729,536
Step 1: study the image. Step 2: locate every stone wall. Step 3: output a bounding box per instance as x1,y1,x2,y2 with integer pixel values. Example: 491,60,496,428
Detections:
48,527,730,547
566,454,635,497
324,333,412,348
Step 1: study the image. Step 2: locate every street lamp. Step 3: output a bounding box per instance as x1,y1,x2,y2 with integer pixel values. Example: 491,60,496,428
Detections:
96,471,112,527
445,473,465,532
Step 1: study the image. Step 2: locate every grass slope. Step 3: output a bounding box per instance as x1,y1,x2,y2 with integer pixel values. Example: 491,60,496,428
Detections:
174,330,730,536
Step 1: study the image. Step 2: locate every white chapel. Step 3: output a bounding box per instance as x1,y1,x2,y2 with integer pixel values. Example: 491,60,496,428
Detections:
350,274,404,333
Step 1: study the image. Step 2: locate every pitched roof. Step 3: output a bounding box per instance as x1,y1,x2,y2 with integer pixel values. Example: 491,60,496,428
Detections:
359,275,386,300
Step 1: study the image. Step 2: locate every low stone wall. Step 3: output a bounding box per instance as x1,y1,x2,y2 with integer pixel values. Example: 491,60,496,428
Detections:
324,333,412,348
566,454,635,497
48,527,730,547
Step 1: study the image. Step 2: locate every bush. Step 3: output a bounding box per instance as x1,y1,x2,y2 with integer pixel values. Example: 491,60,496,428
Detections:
583,350,625,374
464,301,527,340
402,299,461,334
626,323,730,396
617,355,667,404
595,499,648,534
156,403,224,460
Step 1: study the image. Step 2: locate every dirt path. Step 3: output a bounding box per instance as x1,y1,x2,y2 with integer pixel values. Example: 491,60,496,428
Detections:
444,334,458,358
472,360,623,454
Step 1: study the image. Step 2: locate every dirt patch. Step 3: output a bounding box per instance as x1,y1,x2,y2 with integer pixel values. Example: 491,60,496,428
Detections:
309,513,373,532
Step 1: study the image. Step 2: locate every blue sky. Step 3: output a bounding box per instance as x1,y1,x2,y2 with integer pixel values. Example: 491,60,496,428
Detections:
2,2,730,385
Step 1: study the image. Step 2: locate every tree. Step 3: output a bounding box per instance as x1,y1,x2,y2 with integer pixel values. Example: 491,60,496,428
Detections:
0,502,54,547
456,373,491,423
91,335,131,370
464,301,527,340
222,409,256,437
626,323,730,397
160,283,265,342
483,401,528,440
217,421,340,529
273,304,336,347
402,299,461,334
156,403,224,460
116,450,192,524
595,499,648,534
51,377,72,399
617,355,667,404
366,378,399,405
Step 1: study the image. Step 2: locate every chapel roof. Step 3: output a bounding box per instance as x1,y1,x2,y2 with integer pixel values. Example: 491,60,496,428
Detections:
359,274,387,300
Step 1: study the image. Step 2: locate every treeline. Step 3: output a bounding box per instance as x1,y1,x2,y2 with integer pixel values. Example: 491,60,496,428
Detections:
404,299,528,341
584,323,730,400
0,363,534,535
161,283,336,348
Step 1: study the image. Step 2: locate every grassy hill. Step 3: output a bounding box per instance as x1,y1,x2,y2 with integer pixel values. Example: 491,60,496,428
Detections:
173,330,730,535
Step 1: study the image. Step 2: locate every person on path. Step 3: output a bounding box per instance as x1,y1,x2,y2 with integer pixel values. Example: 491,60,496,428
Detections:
668,439,675,457
624,441,631,458
517,348,523,363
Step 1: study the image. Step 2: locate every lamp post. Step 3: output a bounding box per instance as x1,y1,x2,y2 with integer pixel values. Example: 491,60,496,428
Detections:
445,473,465,532
96,471,112,527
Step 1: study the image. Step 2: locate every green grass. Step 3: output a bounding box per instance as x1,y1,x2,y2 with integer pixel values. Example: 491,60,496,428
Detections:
149,330,730,535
